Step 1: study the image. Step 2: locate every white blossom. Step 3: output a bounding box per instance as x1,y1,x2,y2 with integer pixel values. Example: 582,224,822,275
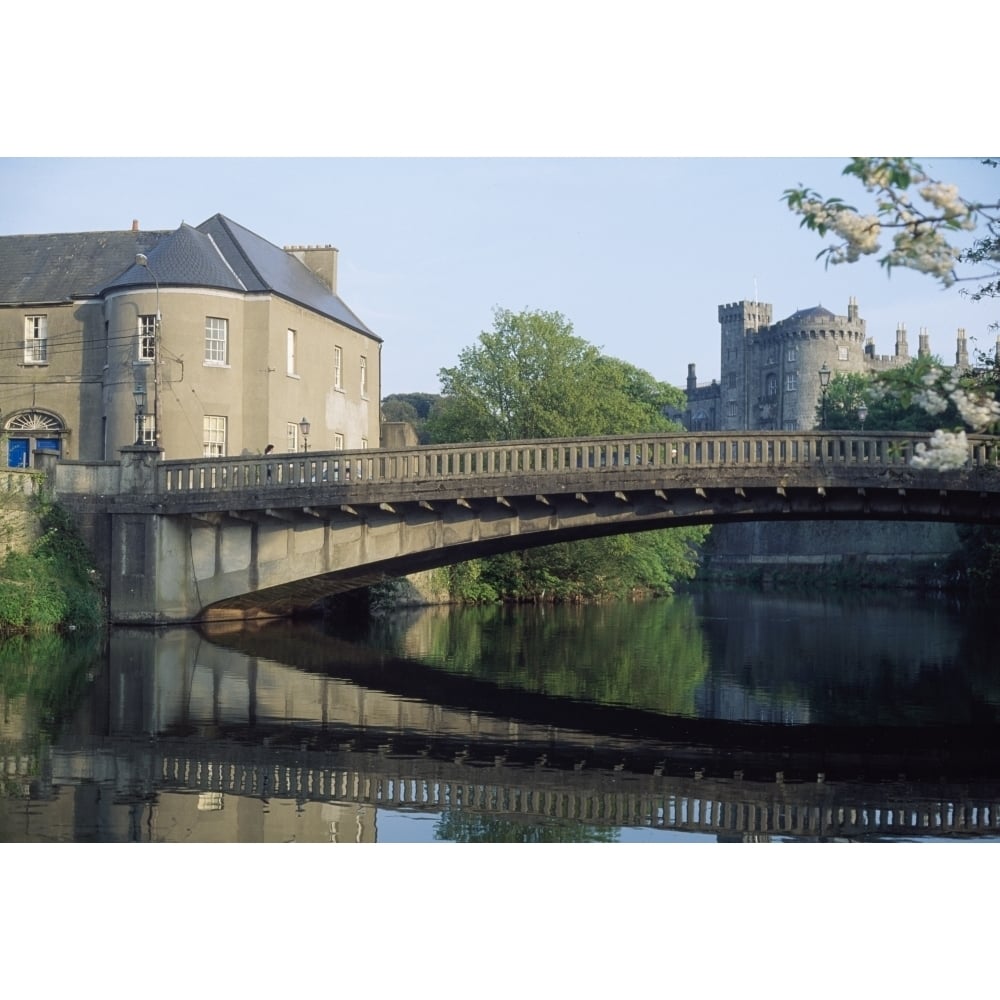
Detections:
910,429,970,471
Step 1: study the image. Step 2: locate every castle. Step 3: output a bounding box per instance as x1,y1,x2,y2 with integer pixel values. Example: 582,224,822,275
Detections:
682,297,977,431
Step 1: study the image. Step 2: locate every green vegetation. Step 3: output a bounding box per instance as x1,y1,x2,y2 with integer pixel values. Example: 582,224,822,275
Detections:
0,496,103,634
368,599,711,717
387,307,709,604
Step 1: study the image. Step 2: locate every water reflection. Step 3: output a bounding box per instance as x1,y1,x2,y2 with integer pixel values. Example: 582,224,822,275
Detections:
2,589,1000,842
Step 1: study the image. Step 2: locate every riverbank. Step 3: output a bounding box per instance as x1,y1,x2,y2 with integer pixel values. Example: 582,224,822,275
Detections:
0,493,104,635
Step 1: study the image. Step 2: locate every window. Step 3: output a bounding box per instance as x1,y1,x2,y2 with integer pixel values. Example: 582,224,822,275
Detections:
334,433,344,450
204,317,228,365
286,328,297,375
787,345,798,363
783,419,798,431
726,372,737,389
286,421,299,453
361,437,368,449
360,355,368,397
838,346,850,361
139,314,156,361
727,401,738,418
765,373,778,397
24,315,47,363
334,345,343,390
203,416,227,457
785,373,798,391
136,414,156,447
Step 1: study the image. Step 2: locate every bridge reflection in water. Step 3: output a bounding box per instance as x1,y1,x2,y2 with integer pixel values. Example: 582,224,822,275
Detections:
4,605,1000,843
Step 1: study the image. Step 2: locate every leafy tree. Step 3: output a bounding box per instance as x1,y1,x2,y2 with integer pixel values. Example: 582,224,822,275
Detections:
818,358,963,432
428,307,684,442
423,306,706,602
381,392,441,444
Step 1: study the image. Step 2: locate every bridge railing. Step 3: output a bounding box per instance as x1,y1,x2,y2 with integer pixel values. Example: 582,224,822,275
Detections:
155,432,1000,497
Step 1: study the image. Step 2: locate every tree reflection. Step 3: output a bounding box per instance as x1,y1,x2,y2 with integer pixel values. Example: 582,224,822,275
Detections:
434,811,617,843
371,598,711,716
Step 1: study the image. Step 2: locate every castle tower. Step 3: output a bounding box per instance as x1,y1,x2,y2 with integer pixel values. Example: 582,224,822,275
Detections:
687,363,698,393
717,300,773,431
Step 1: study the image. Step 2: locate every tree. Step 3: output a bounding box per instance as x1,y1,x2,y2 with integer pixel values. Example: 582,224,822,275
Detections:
785,158,1000,471
425,306,707,602
428,307,685,442
783,157,1000,296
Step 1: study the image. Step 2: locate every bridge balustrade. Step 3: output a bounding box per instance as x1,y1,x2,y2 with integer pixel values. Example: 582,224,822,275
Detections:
153,432,998,498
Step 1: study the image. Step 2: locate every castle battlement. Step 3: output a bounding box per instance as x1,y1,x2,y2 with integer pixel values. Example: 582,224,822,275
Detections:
686,296,973,434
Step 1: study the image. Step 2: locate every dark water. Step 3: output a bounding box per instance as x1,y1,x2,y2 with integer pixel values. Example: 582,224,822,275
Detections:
2,588,1000,843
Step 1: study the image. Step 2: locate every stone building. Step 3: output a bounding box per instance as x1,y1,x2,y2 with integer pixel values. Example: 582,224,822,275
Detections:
682,297,975,431
0,215,382,465
681,296,979,584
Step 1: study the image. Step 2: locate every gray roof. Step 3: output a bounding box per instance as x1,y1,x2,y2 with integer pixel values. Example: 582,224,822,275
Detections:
0,229,169,304
0,214,379,341
781,305,838,325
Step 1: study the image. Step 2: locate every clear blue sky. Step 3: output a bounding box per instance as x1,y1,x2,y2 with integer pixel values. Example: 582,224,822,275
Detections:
2,157,994,398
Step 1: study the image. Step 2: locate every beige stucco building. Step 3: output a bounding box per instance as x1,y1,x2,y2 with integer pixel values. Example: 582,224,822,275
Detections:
0,215,382,464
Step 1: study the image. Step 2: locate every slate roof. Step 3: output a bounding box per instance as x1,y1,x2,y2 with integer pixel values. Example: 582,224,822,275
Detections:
780,305,838,325
0,229,169,304
0,214,379,340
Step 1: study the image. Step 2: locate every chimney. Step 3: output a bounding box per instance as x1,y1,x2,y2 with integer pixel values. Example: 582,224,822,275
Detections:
285,244,339,293
895,322,909,358
131,219,139,232
956,328,969,370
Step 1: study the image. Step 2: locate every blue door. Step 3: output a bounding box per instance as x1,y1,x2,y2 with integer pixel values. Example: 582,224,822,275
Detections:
7,438,29,468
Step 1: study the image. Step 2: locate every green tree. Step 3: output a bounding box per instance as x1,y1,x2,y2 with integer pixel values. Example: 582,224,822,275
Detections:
428,307,684,442
818,358,962,432
424,306,706,602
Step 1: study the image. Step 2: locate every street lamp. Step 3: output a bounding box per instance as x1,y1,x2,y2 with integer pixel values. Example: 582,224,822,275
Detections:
135,253,161,448
818,363,831,429
857,401,868,431
299,416,311,453
133,381,147,444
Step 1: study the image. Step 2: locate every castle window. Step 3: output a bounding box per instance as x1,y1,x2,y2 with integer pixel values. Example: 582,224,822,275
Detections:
287,328,297,375
782,419,798,431
765,373,778,397
360,355,368,398
138,315,156,361
334,433,345,450
785,373,798,391
204,317,229,365
726,373,738,389
24,315,48,364
727,401,738,418
839,346,849,361
334,345,344,390
787,345,798,363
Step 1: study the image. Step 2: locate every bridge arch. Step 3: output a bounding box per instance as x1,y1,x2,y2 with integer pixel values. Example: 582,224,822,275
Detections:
50,431,1000,623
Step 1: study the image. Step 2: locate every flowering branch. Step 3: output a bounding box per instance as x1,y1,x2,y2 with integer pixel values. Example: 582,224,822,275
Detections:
783,157,1000,287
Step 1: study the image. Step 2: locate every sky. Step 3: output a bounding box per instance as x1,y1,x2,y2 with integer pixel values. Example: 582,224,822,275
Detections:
1,156,995,399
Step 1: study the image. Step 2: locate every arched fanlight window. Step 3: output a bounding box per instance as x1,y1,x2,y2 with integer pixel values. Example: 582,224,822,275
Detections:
7,410,63,434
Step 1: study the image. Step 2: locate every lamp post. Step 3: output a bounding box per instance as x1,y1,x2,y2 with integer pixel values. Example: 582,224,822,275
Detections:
135,253,161,448
857,401,868,431
299,416,311,453
133,381,147,444
818,363,831,429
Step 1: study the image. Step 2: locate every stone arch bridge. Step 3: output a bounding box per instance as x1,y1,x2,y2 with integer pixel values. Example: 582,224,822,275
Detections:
48,431,1000,624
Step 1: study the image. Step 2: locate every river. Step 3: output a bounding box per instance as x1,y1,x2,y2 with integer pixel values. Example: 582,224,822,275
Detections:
2,587,999,843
